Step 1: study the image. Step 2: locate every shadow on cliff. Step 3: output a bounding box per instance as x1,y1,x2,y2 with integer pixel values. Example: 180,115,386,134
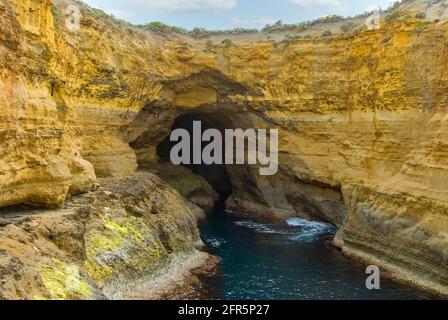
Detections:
156,112,234,202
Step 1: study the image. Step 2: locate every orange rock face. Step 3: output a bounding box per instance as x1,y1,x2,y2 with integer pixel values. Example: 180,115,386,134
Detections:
0,0,447,296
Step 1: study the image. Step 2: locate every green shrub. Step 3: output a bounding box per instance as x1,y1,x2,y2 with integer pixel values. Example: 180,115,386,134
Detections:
340,22,354,32
413,21,429,35
141,22,187,34
263,15,344,33
263,20,293,33
189,27,210,38
391,1,401,10
321,30,332,37
143,22,171,33
172,26,188,33
90,7,110,19
415,12,426,19
285,34,302,42
196,28,258,36
224,28,258,34
204,40,215,53
385,11,400,23
221,39,233,48
50,4,61,29
316,15,344,24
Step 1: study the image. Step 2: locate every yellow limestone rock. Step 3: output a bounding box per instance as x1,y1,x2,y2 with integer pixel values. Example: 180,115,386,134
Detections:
0,0,447,295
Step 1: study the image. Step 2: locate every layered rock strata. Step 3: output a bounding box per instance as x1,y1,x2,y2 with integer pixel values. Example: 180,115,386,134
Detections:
0,0,447,295
0,172,210,300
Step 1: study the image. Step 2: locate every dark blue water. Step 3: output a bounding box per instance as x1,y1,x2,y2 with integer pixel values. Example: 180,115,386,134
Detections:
199,206,435,300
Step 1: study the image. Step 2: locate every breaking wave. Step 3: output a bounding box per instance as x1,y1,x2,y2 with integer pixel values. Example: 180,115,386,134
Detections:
233,217,336,243
286,217,336,242
234,221,290,235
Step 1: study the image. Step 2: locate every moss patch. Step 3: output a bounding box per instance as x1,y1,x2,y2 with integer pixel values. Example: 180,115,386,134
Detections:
36,259,92,300
84,216,170,286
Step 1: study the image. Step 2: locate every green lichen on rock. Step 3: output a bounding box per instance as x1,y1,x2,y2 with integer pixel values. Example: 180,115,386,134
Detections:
84,215,170,286
36,259,92,300
0,172,206,300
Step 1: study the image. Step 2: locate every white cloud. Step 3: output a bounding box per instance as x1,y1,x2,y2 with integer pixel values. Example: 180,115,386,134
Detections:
126,0,237,13
290,0,344,8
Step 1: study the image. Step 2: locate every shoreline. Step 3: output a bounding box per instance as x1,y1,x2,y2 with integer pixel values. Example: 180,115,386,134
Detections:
336,244,448,299
117,250,219,300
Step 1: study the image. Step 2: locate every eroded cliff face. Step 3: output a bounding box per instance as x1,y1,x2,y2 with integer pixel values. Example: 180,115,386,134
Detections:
0,0,447,295
0,172,210,300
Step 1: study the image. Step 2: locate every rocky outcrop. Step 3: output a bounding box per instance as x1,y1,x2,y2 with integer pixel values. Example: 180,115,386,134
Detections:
0,172,210,300
0,0,447,295
153,163,219,212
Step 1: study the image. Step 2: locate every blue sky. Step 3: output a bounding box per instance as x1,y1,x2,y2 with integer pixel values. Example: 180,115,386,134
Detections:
82,0,396,30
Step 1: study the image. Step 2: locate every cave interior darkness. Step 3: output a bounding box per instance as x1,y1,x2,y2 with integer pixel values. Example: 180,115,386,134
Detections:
157,113,234,201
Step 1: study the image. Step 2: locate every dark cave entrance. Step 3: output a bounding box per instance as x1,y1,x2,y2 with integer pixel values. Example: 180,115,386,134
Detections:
157,113,234,202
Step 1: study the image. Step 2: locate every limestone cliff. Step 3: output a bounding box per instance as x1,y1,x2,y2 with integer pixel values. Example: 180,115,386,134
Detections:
0,172,210,299
0,0,447,296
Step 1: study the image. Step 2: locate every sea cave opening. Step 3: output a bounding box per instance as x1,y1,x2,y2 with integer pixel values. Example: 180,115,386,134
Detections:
156,112,234,203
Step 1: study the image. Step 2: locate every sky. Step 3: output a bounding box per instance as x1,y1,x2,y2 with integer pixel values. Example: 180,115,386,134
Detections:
81,0,397,30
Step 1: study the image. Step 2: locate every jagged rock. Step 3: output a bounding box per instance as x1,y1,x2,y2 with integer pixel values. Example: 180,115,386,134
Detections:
0,172,209,300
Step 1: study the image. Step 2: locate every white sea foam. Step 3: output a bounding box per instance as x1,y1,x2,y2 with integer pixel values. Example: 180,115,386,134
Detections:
205,237,227,248
235,221,287,234
287,217,336,242
233,218,336,242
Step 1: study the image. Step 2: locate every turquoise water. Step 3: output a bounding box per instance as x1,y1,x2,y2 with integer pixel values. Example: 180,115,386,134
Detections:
199,206,435,300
